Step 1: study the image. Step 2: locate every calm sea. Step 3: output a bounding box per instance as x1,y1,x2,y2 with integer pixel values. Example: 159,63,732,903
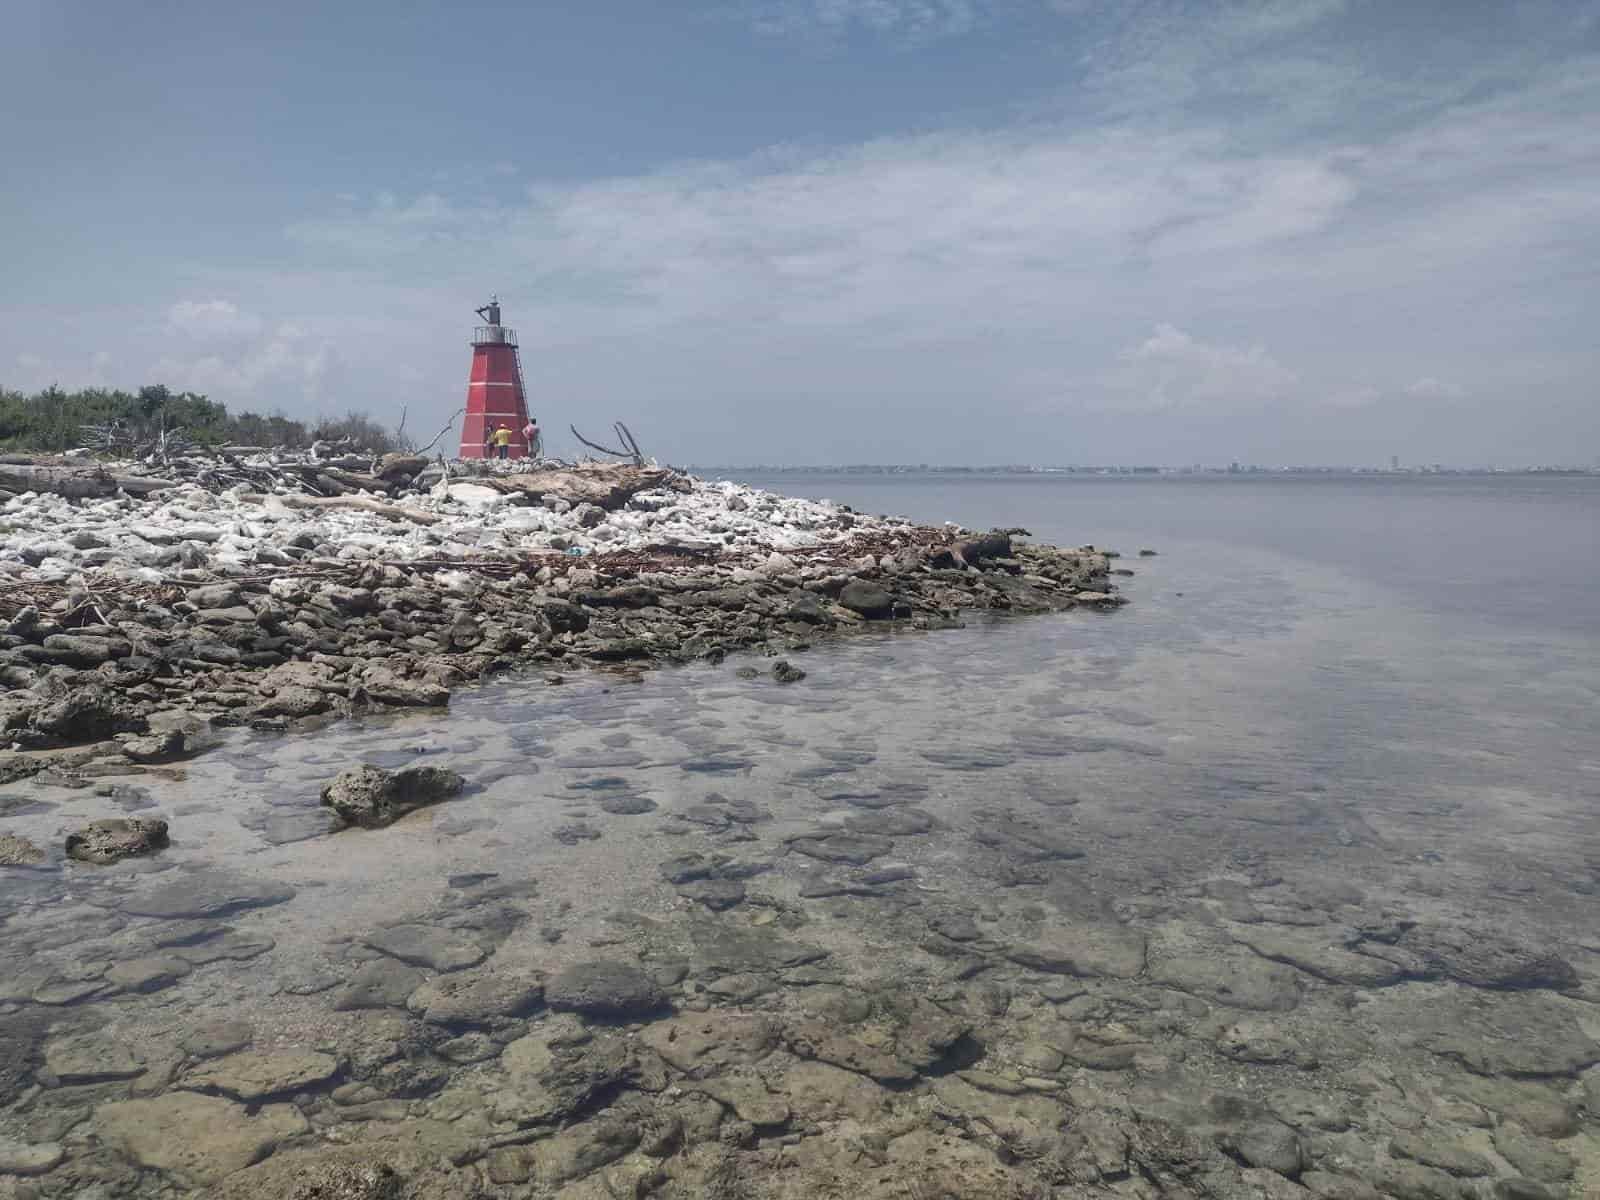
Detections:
731,472,1600,639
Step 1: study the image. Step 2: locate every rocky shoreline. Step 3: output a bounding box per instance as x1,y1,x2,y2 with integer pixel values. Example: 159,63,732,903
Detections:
0,460,1127,782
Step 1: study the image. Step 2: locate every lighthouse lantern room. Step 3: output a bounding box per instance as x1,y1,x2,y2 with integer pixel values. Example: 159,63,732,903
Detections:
459,297,533,459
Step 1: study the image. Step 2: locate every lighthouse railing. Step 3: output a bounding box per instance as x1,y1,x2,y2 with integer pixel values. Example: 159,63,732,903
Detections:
472,325,518,347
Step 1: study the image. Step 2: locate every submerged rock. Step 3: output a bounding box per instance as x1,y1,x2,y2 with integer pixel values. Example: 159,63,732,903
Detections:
0,1139,65,1176
201,1137,472,1200
182,1049,341,1102
93,1091,307,1188
64,816,170,864
787,831,894,866
0,832,45,865
334,959,426,1011
1008,922,1149,980
546,961,667,1018
363,923,488,972
320,763,466,829
407,969,545,1027
44,1032,147,1084
113,869,295,919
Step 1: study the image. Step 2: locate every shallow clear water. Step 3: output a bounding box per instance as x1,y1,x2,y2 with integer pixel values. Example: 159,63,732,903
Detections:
2,473,1597,1196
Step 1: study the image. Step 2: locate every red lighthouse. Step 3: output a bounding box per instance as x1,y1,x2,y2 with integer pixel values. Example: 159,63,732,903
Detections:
459,297,532,459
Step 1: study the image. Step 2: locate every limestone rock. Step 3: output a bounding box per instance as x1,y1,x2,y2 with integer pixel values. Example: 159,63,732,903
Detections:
527,1114,641,1184
640,1013,777,1075
0,833,45,866
1491,1126,1574,1183
407,969,545,1027
1389,1132,1493,1177
121,730,190,763
182,1049,341,1102
499,1028,637,1126
1149,946,1302,1011
363,923,488,972
1402,924,1579,991
693,1069,791,1126
782,1019,917,1084
104,954,191,992
180,1020,253,1060
676,877,746,910
1235,926,1407,987
44,1032,146,1084
1228,1122,1305,1178
1007,922,1148,980
838,579,894,618
787,831,893,866
546,961,666,1018
94,1092,308,1188
1425,992,1600,1077
0,1139,65,1176
334,959,426,1011
320,763,466,829
113,869,295,919
65,816,169,864
782,1059,893,1122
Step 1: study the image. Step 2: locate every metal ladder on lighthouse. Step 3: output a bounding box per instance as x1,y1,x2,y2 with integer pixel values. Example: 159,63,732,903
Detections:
512,344,537,457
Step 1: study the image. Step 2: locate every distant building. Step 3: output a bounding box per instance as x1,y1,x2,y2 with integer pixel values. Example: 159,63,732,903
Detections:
1391,455,1400,471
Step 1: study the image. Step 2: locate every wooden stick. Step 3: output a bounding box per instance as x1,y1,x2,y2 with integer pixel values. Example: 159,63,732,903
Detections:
0,466,175,498
237,492,441,525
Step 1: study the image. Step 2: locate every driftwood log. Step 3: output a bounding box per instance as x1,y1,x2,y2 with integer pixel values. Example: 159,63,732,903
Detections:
0,466,175,499
471,465,674,511
238,493,441,526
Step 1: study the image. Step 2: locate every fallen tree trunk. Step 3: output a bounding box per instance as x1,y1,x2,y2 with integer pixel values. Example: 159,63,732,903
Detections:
316,467,392,494
0,466,175,499
479,465,674,511
238,492,441,526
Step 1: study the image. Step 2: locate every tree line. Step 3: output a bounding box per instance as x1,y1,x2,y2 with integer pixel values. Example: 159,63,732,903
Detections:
0,384,402,454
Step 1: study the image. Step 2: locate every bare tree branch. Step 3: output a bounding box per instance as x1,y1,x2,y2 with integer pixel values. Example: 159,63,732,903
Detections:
570,422,645,466
417,407,466,455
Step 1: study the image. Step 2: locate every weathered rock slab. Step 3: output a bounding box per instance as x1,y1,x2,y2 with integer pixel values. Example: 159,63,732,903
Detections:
363,923,488,972
182,1049,341,1102
546,961,666,1018
1149,945,1302,1011
1007,921,1148,980
112,869,295,919
407,969,545,1027
94,1091,308,1188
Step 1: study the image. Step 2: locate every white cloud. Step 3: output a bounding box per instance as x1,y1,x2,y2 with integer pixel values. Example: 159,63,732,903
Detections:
741,0,982,41
151,321,343,409
166,299,263,341
1404,377,1466,401
1107,323,1299,412
1323,385,1382,409
8,349,114,391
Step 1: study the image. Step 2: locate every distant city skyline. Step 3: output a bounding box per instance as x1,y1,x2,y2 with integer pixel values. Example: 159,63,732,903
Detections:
4,1,1598,468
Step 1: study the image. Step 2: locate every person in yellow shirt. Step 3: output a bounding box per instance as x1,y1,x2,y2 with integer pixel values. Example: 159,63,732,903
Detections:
491,423,512,459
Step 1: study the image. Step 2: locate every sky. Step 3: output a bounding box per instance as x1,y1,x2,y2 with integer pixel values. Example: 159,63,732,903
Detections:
2,0,1598,467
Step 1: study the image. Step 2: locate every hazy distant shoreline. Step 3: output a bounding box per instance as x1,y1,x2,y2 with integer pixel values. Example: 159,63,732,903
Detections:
697,464,1598,477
